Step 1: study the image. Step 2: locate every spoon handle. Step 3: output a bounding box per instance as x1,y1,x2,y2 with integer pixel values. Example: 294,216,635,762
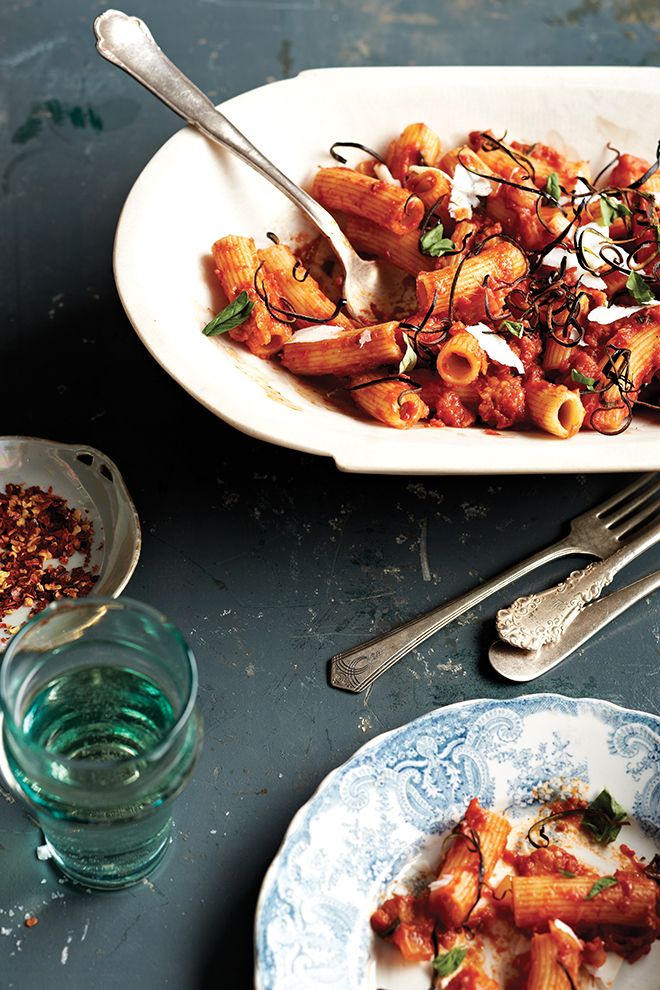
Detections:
94,10,355,268
489,568,660,682
495,521,660,651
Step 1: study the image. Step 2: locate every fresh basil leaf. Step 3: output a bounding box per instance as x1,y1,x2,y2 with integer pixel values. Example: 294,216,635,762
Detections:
560,869,576,878
571,368,597,392
585,876,618,900
581,789,629,844
626,270,656,304
420,223,455,258
398,335,418,374
600,194,632,226
432,946,467,978
545,171,561,204
203,290,254,336
501,320,525,337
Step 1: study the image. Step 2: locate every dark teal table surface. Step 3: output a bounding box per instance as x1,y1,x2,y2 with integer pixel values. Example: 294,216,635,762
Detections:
1,1,659,986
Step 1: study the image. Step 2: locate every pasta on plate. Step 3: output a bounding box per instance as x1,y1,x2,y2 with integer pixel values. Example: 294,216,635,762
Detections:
204,126,660,439
370,791,658,989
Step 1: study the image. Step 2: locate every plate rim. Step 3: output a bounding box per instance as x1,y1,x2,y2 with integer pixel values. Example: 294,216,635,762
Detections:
253,692,660,988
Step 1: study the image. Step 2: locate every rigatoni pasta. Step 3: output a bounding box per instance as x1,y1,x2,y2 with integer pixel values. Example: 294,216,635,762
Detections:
370,787,658,987
204,126,660,438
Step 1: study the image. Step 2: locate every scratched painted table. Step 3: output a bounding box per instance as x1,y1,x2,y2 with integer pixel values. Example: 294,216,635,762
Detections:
1,0,659,986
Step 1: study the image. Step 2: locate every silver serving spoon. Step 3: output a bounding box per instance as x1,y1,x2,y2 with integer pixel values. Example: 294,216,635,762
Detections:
489,568,660,682
94,9,389,325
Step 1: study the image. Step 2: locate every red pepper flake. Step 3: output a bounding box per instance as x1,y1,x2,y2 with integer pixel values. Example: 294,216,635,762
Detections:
0,484,98,627
24,916,38,928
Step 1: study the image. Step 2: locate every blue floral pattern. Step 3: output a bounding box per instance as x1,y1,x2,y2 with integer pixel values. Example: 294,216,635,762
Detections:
255,695,659,990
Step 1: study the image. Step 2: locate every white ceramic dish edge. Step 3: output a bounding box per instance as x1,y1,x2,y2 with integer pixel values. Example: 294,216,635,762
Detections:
113,66,660,474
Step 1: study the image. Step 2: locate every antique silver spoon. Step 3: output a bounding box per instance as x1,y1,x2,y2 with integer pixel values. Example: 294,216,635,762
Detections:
94,9,389,325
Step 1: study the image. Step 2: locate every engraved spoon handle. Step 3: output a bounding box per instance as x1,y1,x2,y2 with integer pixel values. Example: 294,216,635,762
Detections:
496,522,660,652
93,10,357,273
489,569,660,682
330,535,581,693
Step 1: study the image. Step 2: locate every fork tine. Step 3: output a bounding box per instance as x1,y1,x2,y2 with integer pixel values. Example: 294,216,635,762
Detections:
593,473,658,518
611,495,660,538
603,479,660,527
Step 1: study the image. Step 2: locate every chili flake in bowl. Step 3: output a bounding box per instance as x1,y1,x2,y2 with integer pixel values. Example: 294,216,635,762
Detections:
0,438,141,642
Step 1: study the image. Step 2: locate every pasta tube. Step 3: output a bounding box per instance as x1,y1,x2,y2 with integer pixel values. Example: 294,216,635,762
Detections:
512,874,657,931
386,122,442,181
429,798,511,929
258,243,354,329
334,211,435,277
526,921,582,990
525,381,585,438
212,236,292,357
348,372,429,428
416,241,528,322
436,332,487,385
312,167,424,234
281,323,402,376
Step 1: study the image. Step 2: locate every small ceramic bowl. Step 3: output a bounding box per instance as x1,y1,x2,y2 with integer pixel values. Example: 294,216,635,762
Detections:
0,437,141,633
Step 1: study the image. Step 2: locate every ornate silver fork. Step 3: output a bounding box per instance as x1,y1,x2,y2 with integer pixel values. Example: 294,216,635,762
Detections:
93,9,387,324
329,473,659,693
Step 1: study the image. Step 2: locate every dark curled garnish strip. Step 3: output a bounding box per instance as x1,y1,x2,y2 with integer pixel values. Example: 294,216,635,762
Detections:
346,375,419,392
526,809,584,848
418,205,469,259
589,347,635,436
447,231,529,324
398,289,449,356
479,130,537,182
292,259,309,283
253,263,346,325
629,138,660,189
346,374,424,409
456,153,546,200
592,143,622,185
558,961,579,990
403,191,418,215
329,140,386,165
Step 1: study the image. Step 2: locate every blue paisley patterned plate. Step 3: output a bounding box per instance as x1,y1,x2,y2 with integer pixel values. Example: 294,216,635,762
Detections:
254,694,659,990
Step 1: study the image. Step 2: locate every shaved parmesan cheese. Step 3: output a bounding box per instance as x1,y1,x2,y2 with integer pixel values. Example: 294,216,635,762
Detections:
552,919,581,945
428,874,454,891
373,163,401,187
542,244,607,290
464,323,525,374
358,329,372,347
585,952,624,990
573,176,597,203
449,163,491,220
288,325,345,344
588,304,644,324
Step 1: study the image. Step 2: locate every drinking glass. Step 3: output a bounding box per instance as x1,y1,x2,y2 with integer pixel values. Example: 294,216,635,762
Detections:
0,598,201,889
